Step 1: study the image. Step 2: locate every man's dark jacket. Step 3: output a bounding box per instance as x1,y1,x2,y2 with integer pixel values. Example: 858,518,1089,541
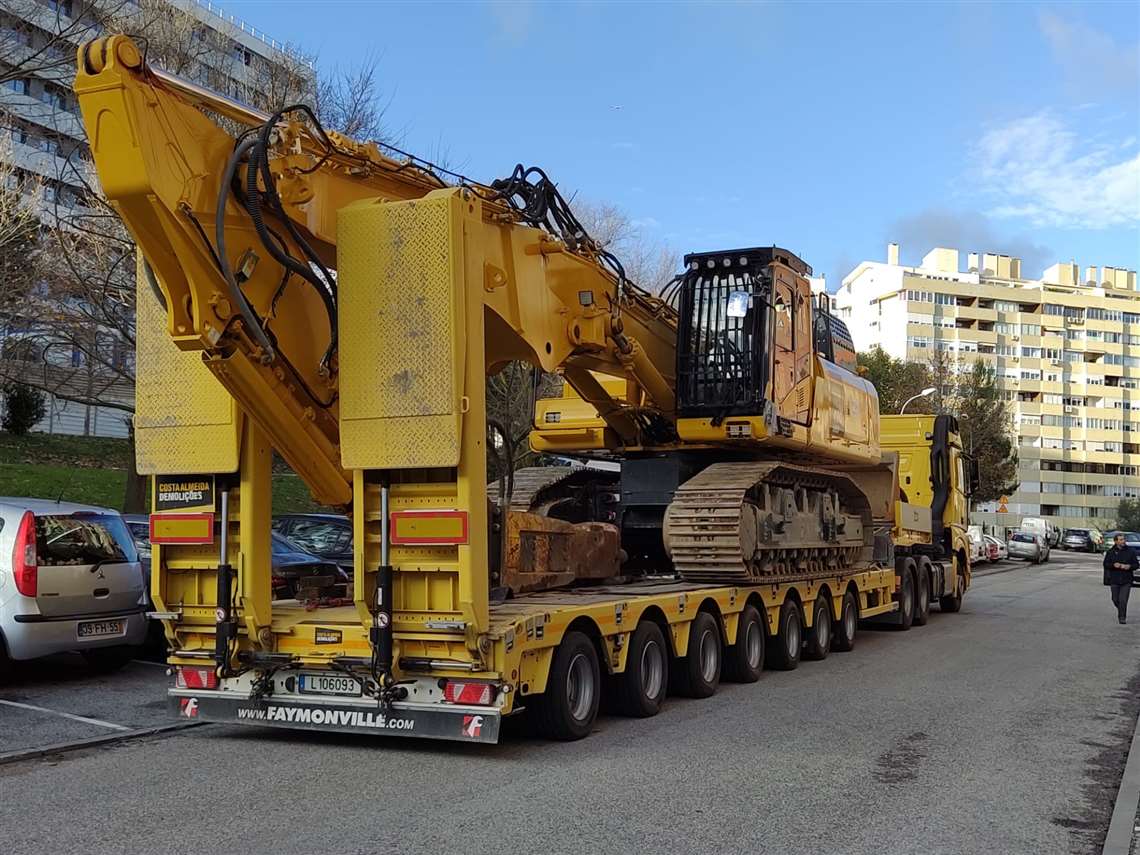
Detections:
1103,546,1138,586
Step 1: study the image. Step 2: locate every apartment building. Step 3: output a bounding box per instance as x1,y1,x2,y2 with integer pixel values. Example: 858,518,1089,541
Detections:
835,243,1140,532
0,0,313,437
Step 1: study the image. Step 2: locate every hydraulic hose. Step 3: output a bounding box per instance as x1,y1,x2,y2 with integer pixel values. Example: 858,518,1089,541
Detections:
215,137,276,362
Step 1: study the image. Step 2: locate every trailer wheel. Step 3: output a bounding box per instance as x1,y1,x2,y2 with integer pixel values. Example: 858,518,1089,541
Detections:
615,621,668,717
531,631,600,741
895,559,916,631
832,590,858,652
803,594,832,661
914,558,932,626
724,605,765,683
767,599,802,671
940,572,964,613
672,611,721,699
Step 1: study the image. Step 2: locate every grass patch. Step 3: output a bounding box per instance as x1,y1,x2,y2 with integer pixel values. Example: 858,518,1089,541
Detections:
0,433,326,514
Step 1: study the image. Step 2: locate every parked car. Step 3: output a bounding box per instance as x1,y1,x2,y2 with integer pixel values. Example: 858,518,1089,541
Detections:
272,513,353,573
1020,517,1060,548
124,516,345,601
983,534,1008,561
1061,528,1103,553
1008,531,1049,563
967,530,989,565
0,498,147,679
270,533,349,600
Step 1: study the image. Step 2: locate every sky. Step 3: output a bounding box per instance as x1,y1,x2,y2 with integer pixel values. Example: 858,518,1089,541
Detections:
219,0,1139,289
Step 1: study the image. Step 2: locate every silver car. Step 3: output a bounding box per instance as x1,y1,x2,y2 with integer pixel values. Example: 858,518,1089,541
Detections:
0,498,147,679
1008,531,1049,564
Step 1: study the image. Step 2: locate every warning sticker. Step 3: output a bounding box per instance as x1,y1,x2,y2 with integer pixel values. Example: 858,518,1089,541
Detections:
155,476,215,511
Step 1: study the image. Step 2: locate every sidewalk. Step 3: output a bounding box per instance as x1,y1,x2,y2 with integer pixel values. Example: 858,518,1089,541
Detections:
1104,696,1140,855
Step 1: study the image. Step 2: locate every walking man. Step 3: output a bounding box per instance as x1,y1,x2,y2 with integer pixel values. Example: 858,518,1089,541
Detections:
1103,533,1138,625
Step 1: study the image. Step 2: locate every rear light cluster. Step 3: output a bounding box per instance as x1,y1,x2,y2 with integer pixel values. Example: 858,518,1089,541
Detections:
440,680,498,706
11,511,37,597
176,666,219,689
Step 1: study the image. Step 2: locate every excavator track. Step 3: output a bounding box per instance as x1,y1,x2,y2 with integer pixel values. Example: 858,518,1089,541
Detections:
663,462,874,584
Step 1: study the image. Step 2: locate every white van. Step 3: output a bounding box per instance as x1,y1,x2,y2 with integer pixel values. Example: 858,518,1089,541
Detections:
1021,517,1060,548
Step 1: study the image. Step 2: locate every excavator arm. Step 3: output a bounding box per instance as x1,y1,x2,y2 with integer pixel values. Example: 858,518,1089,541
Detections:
75,36,679,512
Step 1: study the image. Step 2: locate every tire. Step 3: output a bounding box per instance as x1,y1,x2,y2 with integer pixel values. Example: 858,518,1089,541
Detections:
895,560,915,631
530,631,600,740
724,604,765,683
615,621,668,717
0,636,13,684
940,572,963,613
672,611,721,699
803,593,832,661
81,646,135,673
766,599,802,671
914,558,932,627
832,590,858,652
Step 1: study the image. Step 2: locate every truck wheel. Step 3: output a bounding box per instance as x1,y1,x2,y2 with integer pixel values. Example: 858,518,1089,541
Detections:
940,573,963,613
766,599,802,671
615,621,668,717
672,611,721,699
914,558,932,626
832,590,858,652
895,560,916,631
803,594,832,661
531,631,600,741
724,604,765,683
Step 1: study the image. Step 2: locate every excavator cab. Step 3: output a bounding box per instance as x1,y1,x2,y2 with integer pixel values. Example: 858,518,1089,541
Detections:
676,247,815,425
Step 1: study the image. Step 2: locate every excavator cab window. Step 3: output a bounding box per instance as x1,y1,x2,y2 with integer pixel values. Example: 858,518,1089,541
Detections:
676,246,812,419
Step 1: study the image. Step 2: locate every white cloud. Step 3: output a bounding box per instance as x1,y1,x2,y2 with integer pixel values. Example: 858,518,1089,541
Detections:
631,216,660,230
973,112,1140,229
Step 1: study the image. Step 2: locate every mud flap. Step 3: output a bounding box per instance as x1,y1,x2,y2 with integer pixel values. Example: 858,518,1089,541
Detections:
170,690,501,744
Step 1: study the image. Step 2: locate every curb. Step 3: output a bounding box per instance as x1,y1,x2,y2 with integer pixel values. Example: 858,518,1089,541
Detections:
1103,698,1140,854
0,720,206,767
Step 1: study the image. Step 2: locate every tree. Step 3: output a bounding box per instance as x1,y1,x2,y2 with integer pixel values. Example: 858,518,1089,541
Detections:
953,359,1019,505
1115,499,1140,532
2,383,47,435
574,201,680,293
0,132,45,319
2,1,386,511
856,346,935,414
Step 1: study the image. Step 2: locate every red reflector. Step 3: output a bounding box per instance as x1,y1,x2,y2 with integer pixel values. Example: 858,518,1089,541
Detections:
11,511,37,597
442,681,496,705
177,666,218,689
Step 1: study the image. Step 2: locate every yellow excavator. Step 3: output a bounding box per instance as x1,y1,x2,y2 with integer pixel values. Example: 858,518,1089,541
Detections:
73,36,969,743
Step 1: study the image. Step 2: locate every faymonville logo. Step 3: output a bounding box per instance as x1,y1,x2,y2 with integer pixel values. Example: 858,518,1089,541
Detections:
236,704,414,731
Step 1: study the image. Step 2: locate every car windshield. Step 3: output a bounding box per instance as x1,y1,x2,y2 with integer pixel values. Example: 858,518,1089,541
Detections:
1011,534,1035,543
35,513,135,566
1064,530,1087,537
271,532,306,556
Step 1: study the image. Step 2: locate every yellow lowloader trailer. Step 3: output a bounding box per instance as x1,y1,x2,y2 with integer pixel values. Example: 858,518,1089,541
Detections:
74,36,971,743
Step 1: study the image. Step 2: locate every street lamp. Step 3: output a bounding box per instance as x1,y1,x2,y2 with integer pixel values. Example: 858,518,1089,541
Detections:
900,387,937,414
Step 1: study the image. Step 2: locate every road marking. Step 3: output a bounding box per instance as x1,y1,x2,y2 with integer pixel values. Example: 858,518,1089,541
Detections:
0,699,130,731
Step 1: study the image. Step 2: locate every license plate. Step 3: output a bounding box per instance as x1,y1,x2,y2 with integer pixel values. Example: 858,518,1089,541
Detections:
78,618,126,639
298,673,362,697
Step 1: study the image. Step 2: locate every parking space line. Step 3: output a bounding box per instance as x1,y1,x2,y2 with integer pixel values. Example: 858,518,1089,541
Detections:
0,699,131,731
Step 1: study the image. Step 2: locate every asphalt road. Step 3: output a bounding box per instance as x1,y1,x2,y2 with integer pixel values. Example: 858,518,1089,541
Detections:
1,552,1137,855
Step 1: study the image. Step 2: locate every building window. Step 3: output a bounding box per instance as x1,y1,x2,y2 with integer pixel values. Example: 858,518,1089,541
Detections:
47,0,74,16
5,78,30,96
